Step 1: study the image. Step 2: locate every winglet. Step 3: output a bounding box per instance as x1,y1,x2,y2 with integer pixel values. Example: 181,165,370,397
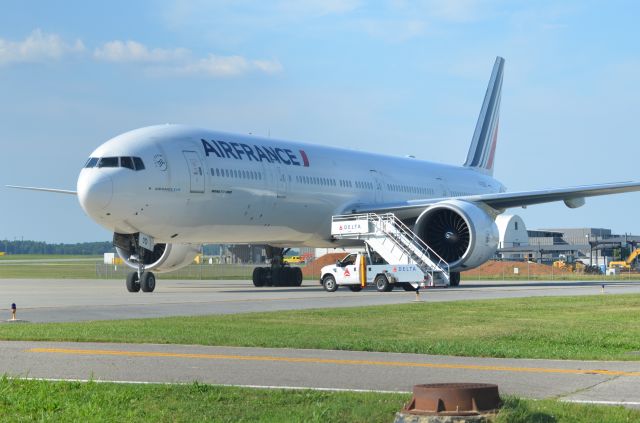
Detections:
464,56,504,176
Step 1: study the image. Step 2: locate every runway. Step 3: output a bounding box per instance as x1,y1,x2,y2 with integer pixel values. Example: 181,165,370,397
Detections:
1,340,639,408
1,278,639,323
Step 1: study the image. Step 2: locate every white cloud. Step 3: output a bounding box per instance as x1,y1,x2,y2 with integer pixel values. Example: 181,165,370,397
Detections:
276,0,361,17
95,39,282,77
93,40,189,63
176,54,283,77
421,0,485,23
0,30,282,77
0,29,85,66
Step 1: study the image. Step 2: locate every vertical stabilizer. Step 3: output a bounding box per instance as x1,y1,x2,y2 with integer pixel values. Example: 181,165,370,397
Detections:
463,56,504,176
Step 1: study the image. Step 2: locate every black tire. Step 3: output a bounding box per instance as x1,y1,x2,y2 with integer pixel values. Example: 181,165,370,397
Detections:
348,285,362,292
282,267,294,286
140,271,156,292
252,267,265,287
292,267,303,287
126,272,140,293
449,272,461,287
402,283,417,291
322,275,338,292
375,274,391,292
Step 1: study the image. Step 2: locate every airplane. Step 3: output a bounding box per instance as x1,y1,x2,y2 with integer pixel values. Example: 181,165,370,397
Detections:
8,56,640,292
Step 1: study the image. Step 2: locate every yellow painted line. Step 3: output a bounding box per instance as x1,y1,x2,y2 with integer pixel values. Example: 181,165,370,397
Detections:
27,348,640,377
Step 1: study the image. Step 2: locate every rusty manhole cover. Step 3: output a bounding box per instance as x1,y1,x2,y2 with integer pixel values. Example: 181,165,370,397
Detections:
403,383,501,416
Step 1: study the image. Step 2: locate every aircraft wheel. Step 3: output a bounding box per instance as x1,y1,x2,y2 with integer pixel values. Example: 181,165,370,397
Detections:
252,267,266,287
449,272,461,287
375,274,391,292
348,285,362,292
140,271,156,292
282,267,294,286
322,275,338,292
126,272,140,293
292,267,303,287
402,283,417,291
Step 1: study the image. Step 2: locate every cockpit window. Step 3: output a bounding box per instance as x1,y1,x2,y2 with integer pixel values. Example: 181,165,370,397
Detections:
98,157,119,168
84,157,99,168
120,156,135,170
85,156,145,171
133,157,145,170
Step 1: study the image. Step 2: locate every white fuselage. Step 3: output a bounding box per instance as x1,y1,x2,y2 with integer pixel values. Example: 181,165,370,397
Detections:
77,125,504,247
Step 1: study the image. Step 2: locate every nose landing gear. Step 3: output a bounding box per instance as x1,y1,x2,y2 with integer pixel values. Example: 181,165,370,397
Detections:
124,243,156,293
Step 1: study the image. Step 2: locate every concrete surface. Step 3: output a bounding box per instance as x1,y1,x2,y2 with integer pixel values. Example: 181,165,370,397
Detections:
0,278,638,323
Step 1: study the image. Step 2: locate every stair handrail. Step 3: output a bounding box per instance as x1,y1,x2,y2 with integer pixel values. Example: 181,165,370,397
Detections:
331,213,450,280
371,213,449,278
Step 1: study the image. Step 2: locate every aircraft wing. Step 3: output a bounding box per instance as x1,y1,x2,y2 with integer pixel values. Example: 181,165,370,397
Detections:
6,185,77,195
350,181,640,219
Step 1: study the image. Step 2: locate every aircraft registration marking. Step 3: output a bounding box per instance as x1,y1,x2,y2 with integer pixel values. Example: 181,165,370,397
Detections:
27,348,640,377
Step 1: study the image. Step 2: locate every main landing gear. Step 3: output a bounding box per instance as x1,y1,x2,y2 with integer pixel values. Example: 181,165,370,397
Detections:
252,246,303,287
449,272,461,287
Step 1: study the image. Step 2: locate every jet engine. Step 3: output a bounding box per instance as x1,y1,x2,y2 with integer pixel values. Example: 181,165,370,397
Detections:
113,233,201,273
414,200,499,271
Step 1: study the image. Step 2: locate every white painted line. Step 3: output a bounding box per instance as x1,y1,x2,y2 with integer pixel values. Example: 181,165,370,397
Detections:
10,378,640,406
12,377,411,394
562,399,640,406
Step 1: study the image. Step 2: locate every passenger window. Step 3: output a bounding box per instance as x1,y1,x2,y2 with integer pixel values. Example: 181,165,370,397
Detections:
84,157,99,168
121,157,135,170
98,157,119,168
133,157,145,170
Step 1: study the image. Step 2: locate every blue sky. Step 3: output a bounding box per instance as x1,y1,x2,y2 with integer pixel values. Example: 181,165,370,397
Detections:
1,1,639,243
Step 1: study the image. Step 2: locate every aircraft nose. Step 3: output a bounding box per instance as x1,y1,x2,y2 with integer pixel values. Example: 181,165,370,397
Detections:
77,171,113,214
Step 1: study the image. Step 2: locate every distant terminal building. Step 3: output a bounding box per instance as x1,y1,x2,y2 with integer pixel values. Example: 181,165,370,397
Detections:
496,215,639,266
495,215,529,259
201,244,315,264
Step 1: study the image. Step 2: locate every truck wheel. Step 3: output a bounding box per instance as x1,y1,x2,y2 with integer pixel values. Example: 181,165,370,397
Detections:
375,275,391,292
348,285,362,292
322,275,338,292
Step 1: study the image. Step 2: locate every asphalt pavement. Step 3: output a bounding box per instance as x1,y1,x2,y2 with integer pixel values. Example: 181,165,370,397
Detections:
1,340,638,408
1,278,639,323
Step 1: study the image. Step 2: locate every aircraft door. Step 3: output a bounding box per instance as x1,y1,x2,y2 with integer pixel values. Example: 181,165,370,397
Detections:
276,167,289,199
183,151,205,193
370,170,384,203
436,176,449,197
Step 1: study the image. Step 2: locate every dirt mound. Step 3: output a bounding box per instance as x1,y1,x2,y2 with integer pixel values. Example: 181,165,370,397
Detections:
464,260,572,277
302,253,347,278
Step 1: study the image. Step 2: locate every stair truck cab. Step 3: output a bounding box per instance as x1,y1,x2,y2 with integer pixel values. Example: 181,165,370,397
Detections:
320,249,431,292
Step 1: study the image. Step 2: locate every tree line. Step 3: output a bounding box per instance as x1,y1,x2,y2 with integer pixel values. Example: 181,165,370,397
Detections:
0,240,113,255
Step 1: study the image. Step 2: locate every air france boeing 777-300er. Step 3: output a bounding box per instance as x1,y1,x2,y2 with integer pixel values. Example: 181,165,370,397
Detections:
9,57,640,291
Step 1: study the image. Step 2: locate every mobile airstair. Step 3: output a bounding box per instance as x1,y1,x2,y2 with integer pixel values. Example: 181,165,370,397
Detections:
331,213,450,286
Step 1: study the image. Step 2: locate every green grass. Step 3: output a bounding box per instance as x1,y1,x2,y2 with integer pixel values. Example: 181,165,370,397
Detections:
1,378,638,422
0,254,102,260
0,261,256,280
0,377,406,422
2,295,640,361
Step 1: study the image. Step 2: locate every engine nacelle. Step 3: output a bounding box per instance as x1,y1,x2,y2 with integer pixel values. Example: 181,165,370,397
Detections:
414,200,499,271
114,233,201,273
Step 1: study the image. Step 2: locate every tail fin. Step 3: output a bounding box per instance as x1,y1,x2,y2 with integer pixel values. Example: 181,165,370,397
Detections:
463,56,504,176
